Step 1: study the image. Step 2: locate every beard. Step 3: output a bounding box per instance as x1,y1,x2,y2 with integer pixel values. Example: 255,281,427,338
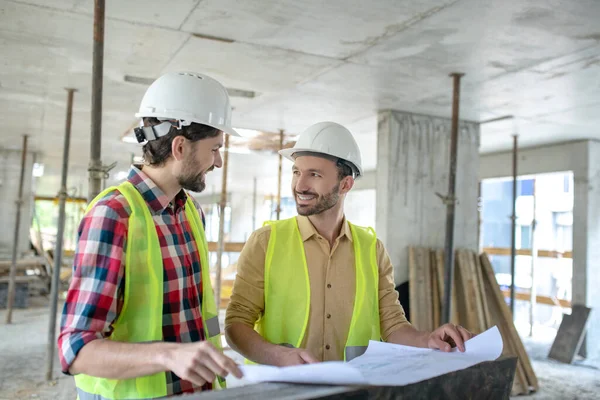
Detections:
178,158,213,193
295,182,340,216
178,171,206,193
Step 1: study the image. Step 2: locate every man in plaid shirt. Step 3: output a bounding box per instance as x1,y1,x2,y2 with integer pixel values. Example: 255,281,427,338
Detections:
58,72,243,399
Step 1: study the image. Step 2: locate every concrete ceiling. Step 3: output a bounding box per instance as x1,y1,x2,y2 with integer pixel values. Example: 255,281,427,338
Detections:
1,0,599,196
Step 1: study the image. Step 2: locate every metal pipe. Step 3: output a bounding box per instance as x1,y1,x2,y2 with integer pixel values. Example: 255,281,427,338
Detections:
441,72,464,324
276,130,284,220
88,0,105,201
4,135,29,324
46,88,76,381
510,134,518,316
480,115,514,125
529,178,537,337
215,135,230,309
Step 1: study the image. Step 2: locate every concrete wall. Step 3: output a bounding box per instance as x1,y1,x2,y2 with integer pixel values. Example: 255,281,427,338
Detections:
0,148,35,260
376,110,480,285
479,141,587,180
572,141,600,360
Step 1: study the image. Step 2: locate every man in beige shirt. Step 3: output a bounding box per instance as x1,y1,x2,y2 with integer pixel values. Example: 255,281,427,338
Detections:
225,121,473,366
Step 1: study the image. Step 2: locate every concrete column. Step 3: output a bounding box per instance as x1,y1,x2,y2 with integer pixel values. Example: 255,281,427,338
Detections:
572,140,600,361
0,148,35,260
376,110,480,285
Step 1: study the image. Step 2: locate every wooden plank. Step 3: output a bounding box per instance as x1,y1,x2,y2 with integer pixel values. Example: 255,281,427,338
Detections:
548,305,592,364
408,247,433,331
480,253,538,391
36,195,88,204
0,259,46,274
0,275,38,283
434,248,459,325
420,247,433,332
434,249,445,303
467,250,486,333
451,251,459,325
482,247,572,259
480,262,528,395
474,252,491,329
207,241,246,253
408,247,420,328
455,250,478,332
500,289,572,308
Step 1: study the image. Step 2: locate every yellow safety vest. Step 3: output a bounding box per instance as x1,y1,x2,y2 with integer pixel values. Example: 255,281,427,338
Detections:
74,181,224,400
256,217,381,362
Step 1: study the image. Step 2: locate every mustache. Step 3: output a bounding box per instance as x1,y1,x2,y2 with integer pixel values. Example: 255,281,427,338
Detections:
295,190,318,196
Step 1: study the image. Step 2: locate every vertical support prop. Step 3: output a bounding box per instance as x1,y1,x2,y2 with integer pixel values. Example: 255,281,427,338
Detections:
441,72,464,324
4,135,29,324
529,179,537,336
510,134,519,316
88,0,105,201
215,135,230,309
276,130,284,220
46,88,76,381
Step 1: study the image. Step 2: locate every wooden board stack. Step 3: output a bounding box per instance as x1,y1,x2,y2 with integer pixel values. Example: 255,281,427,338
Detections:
409,247,539,396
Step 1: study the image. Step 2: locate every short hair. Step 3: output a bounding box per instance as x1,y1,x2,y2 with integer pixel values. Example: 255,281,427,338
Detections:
141,117,220,166
336,159,354,180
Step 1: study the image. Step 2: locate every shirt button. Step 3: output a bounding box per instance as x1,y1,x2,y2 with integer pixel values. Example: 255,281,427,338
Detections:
325,344,331,350
327,313,331,319
327,284,332,289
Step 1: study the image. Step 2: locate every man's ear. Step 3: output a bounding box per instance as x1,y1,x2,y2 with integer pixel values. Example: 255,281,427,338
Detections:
340,176,354,194
171,136,186,162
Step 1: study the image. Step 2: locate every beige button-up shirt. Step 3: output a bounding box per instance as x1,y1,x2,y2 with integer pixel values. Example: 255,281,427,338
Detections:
225,216,410,361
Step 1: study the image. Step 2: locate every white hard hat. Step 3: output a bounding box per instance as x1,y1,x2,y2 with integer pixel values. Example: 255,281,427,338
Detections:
279,121,363,178
135,71,239,137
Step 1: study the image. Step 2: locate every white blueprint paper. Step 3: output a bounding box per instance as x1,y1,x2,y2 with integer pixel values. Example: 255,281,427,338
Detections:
239,325,503,386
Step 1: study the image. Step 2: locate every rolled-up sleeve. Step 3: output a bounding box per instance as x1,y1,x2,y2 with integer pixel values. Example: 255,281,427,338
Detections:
225,226,271,329
377,240,411,340
57,198,127,374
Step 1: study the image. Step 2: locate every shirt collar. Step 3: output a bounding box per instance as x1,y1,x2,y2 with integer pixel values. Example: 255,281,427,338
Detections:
127,165,188,214
296,215,353,243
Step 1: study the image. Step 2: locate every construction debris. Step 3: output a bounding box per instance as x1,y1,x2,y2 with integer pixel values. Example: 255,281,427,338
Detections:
548,304,591,364
409,247,539,396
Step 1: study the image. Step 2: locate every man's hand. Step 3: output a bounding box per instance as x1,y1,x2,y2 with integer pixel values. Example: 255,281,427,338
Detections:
427,323,474,352
273,347,319,367
162,341,243,387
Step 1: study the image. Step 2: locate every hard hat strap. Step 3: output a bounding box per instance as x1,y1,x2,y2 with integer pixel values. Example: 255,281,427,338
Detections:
133,122,172,143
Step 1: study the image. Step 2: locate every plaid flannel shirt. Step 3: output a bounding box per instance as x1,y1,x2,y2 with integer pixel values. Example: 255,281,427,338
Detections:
58,165,211,395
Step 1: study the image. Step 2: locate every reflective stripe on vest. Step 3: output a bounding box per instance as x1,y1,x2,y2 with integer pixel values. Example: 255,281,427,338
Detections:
74,181,224,399
256,217,380,362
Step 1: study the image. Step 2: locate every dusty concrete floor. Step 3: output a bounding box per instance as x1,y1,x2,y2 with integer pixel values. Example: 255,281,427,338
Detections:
1,298,598,399
511,331,600,400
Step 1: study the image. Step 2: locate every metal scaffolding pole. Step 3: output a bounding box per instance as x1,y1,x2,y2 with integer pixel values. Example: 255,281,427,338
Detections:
529,178,538,337
441,72,464,324
215,135,230,309
46,88,76,381
88,0,105,201
276,130,284,220
4,135,29,324
510,134,519,317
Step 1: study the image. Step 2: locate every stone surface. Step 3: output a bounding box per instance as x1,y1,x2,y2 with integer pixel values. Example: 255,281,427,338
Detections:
548,305,592,364
376,110,480,285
